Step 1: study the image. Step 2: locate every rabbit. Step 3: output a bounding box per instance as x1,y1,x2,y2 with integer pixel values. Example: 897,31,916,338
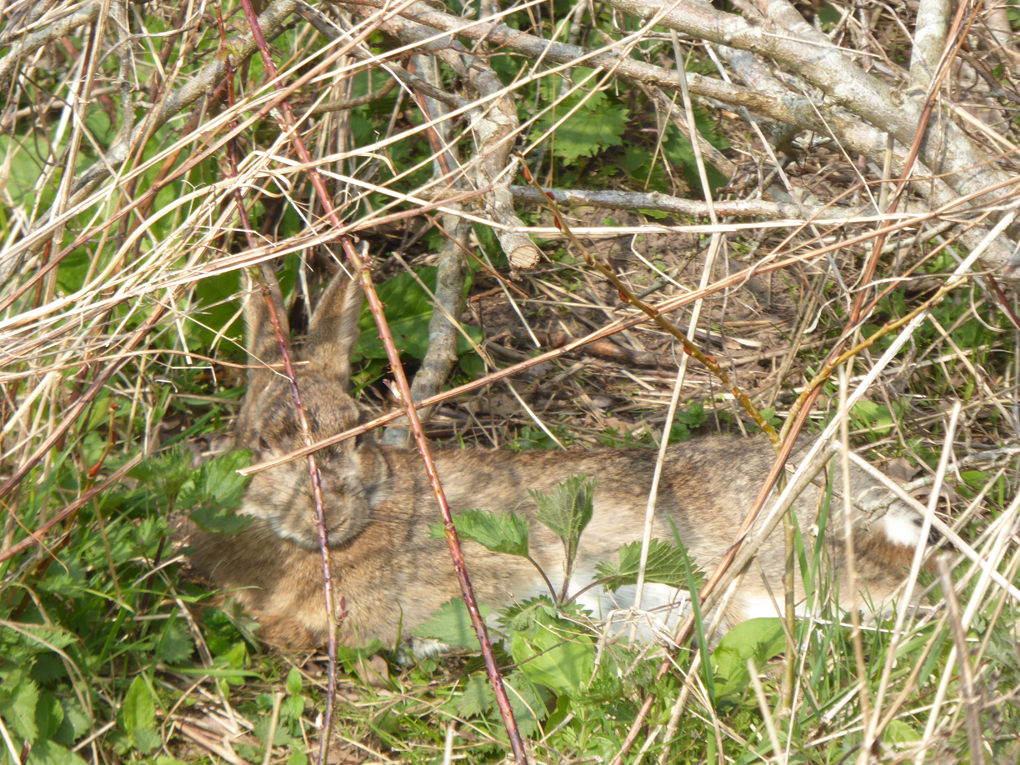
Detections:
182,265,926,653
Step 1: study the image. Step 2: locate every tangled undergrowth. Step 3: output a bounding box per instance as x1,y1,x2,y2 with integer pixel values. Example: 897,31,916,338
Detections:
2,0,1020,761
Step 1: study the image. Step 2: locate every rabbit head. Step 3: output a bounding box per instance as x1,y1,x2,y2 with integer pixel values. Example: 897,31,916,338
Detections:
235,268,388,552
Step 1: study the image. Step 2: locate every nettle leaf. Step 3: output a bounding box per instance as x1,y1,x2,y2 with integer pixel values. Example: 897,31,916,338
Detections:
456,675,494,718
498,597,556,635
503,671,549,738
354,267,480,362
510,608,594,699
184,449,253,534
157,622,194,666
188,506,254,534
531,474,596,548
184,449,251,510
132,727,161,755
535,71,628,163
595,539,703,592
131,443,192,508
254,715,293,747
430,509,530,558
0,678,40,740
413,599,491,650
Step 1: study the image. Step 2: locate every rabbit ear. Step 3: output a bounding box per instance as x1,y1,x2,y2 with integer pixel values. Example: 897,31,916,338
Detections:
305,265,363,389
244,267,290,386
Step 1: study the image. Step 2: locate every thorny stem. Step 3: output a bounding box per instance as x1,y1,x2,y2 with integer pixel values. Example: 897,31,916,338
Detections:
260,282,346,763
217,9,344,759
340,237,528,764
234,4,525,760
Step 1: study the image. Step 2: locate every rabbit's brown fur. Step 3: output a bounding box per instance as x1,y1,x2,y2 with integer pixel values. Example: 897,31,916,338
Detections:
183,267,925,651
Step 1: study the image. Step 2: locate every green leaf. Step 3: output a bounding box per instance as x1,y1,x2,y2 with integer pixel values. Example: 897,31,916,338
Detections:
884,719,921,746
27,740,88,765
661,119,729,196
503,671,548,738
52,698,89,747
531,474,596,550
132,727,161,755
457,675,494,718
710,618,785,699
157,622,194,666
34,693,64,742
120,676,156,751
183,449,253,533
354,267,479,362
286,666,303,696
413,599,491,650
1,679,40,740
184,449,252,510
431,509,530,558
509,607,594,698
132,443,192,509
254,715,293,747
535,70,628,163
595,538,703,592
188,505,253,534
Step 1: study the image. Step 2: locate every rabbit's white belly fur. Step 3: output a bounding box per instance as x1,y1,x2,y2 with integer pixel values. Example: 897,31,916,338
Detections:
516,564,696,643
881,509,925,547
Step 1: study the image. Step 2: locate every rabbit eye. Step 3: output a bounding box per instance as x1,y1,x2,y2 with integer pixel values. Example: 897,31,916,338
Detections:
257,436,271,452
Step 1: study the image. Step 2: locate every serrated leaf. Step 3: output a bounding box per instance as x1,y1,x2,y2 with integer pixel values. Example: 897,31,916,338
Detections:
120,676,155,742
535,86,628,163
354,268,478,362
586,661,623,702
132,443,193,508
1,678,39,740
531,474,596,550
499,597,554,635
431,509,530,558
595,538,702,592
133,726,161,755
26,740,88,765
254,715,292,747
201,450,252,507
456,675,494,718
187,505,253,534
503,671,548,738
157,622,194,666
509,609,594,698
413,599,490,650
